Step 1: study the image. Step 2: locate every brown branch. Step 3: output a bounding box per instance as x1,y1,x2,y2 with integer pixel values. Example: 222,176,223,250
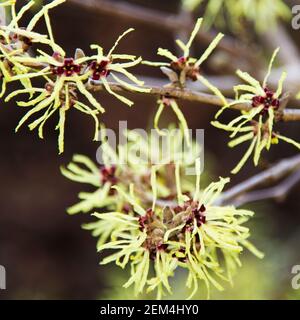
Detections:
230,169,300,207
88,81,300,121
216,154,300,206
126,74,237,94
68,0,258,66
156,155,300,208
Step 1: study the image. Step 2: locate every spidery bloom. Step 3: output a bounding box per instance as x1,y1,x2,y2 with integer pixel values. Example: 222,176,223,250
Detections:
212,48,300,174
61,154,117,215
78,28,150,106
61,126,201,215
60,125,153,214
0,0,65,97
90,160,263,299
182,0,291,33
6,49,103,154
4,15,146,153
144,18,227,139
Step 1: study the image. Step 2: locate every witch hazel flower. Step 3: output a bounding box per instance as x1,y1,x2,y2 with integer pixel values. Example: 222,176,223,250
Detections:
212,118,300,174
60,129,143,215
143,18,227,138
92,168,179,299
91,160,263,299
212,48,300,173
60,154,117,215
162,160,263,298
0,0,65,97
0,0,65,57
5,48,104,154
61,151,148,248
77,28,150,106
60,126,159,215
144,18,224,87
215,48,286,119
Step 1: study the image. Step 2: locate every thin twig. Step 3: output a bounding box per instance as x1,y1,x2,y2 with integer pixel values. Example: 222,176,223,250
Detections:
88,81,300,121
230,169,300,207
216,154,300,206
128,74,237,94
156,155,300,208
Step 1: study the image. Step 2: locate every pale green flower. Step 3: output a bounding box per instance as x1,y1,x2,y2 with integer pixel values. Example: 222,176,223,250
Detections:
144,18,227,139
61,154,117,215
0,0,65,97
3,0,66,53
75,28,150,106
60,127,152,215
0,1,68,153
212,120,300,174
212,48,300,173
7,50,103,154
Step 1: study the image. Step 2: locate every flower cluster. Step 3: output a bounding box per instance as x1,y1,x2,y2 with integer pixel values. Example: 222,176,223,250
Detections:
0,0,148,153
89,160,263,299
212,49,300,174
182,0,291,33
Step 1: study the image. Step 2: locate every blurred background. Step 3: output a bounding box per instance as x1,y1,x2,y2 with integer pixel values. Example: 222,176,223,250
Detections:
0,0,300,299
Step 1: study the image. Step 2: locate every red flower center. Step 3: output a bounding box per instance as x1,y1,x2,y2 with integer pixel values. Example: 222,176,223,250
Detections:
90,60,110,80
184,204,206,232
100,165,117,185
170,56,199,81
252,87,279,114
52,58,81,77
138,208,154,231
